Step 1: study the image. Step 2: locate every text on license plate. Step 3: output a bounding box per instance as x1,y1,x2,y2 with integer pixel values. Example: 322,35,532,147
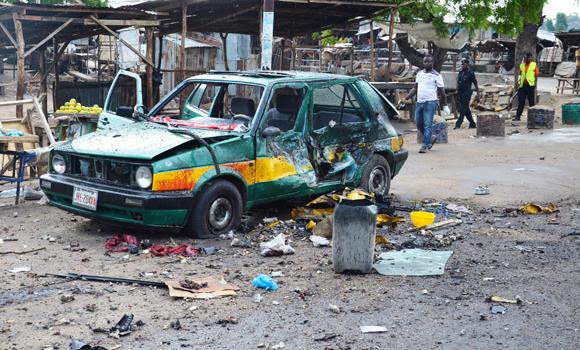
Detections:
72,187,98,211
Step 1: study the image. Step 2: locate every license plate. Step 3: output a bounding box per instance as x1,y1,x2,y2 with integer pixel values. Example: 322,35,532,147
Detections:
72,187,98,211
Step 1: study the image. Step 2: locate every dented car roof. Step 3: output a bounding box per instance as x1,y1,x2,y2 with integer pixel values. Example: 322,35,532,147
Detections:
184,70,357,86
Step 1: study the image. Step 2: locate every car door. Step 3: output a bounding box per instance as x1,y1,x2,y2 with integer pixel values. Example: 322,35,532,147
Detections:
97,70,143,131
252,83,316,203
306,81,377,184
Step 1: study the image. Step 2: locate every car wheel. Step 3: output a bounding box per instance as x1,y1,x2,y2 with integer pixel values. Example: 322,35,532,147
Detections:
186,179,243,238
360,154,391,196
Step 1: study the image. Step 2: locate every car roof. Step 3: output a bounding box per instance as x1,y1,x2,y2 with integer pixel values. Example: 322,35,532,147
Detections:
185,70,358,86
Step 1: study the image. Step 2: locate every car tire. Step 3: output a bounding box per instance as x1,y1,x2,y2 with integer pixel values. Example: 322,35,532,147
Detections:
185,179,243,239
360,154,392,196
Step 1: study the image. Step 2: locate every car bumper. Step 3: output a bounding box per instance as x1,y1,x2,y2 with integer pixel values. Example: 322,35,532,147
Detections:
392,149,408,177
40,173,193,229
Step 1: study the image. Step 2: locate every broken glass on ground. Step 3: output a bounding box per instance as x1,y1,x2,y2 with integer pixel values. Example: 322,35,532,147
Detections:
373,249,453,276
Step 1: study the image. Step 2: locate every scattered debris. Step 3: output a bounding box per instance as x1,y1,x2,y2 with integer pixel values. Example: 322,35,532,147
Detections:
260,234,295,257
490,305,507,314
446,203,472,214
49,273,166,288
360,326,388,333
216,316,239,325
373,249,453,276
410,211,436,228
69,340,108,350
93,314,134,338
105,234,201,256
271,271,284,277
376,213,405,226
166,275,238,299
271,342,285,349
520,203,557,214
231,238,252,248
201,246,217,255
312,217,333,238
314,333,338,341
8,266,31,273
253,294,264,303
60,294,75,303
105,234,139,253
486,295,522,305
309,235,330,247
416,218,463,232
252,274,279,291
0,247,45,255
306,220,317,231
169,319,182,330
328,304,341,314
474,186,490,195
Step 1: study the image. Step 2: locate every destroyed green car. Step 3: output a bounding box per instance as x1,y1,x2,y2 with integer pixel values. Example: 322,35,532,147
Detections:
40,71,408,238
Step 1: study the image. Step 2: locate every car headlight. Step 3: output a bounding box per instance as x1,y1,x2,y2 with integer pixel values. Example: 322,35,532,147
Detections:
52,154,66,174
135,166,152,189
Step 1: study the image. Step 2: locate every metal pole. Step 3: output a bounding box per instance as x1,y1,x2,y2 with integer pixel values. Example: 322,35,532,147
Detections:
260,0,274,70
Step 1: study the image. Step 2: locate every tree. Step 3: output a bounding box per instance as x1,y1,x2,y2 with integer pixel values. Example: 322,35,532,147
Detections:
543,18,555,32
555,12,568,32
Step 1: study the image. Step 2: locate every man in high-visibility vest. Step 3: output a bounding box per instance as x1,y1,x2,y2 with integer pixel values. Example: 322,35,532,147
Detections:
515,52,539,121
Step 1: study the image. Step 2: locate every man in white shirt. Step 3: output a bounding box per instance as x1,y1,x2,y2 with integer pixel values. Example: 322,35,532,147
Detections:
403,55,449,153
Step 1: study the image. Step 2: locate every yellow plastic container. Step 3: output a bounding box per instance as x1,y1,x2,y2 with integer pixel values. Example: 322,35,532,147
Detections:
410,211,436,228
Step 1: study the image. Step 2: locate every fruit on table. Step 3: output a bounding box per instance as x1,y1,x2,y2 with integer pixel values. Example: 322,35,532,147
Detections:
56,98,103,115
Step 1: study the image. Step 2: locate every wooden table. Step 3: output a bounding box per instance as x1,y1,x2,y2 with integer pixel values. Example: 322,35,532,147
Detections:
556,78,580,95
0,135,40,204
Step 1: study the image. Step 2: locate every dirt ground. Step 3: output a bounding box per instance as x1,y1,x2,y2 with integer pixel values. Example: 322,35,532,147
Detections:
1,90,580,349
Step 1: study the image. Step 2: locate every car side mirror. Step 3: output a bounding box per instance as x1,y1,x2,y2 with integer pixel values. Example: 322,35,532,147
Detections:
261,126,281,138
133,104,146,119
116,106,133,118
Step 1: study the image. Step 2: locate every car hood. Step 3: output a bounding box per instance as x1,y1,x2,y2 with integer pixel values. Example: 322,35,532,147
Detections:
57,122,236,160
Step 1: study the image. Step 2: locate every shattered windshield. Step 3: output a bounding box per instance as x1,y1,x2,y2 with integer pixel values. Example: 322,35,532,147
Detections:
150,82,264,132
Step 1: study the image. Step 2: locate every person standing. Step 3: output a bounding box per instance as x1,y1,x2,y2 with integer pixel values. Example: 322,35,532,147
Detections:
403,55,448,153
515,52,539,121
455,59,479,129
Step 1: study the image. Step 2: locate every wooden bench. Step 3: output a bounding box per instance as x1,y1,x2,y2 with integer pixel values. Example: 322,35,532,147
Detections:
556,78,580,95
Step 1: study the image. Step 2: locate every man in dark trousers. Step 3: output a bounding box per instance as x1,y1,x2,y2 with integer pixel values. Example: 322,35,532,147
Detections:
515,52,539,121
455,59,479,129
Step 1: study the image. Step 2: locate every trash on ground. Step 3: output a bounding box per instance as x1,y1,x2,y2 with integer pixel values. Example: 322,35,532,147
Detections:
201,246,217,255
165,275,238,299
253,293,264,303
105,234,139,253
231,238,252,248
149,243,201,257
252,274,279,291
520,202,557,214
60,294,75,303
360,326,388,333
169,319,182,330
105,234,201,256
310,235,330,247
69,340,108,350
376,213,405,226
93,314,134,338
216,316,239,325
260,233,295,257
486,295,522,304
373,249,453,276
312,216,333,238
314,333,338,341
490,305,507,314
446,203,472,214
271,342,285,349
8,266,31,273
410,211,436,228
270,271,284,277
474,186,490,195
415,218,463,232
49,273,166,288
328,304,341,314
306,220,317,231
0,247,45,255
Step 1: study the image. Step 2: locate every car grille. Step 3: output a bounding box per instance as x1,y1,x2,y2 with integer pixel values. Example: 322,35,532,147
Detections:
60,154,147,189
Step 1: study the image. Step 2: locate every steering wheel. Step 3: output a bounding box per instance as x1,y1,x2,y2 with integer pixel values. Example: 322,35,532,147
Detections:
232,114,252,125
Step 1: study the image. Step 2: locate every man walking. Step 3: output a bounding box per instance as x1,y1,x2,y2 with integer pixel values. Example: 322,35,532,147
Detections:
403,55,448,153
455,58,479,129
515,52,539,121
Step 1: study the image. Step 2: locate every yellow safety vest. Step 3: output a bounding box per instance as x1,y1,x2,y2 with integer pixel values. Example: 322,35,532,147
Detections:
519,61,537,87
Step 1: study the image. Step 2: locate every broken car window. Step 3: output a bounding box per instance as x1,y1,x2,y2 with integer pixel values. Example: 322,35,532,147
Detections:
312,84,366,130
264,87,305,132
107,74,138,115
355,80,395,120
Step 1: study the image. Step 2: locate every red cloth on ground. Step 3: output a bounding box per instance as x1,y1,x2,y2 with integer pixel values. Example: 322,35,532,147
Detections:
149,243,201,257
105,234,138,253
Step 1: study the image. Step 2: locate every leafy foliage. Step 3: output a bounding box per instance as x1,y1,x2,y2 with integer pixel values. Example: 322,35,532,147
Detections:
541,18,555,32
555,12,568,32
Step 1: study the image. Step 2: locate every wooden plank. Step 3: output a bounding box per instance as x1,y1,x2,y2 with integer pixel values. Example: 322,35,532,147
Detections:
277,0,390,7
13,13,25,120
66,70,96,81
0,21,16,47
32,96,55,145
0,135,39,143
40,40,70,86
180,4,186,82
0,99,33,107
88,15,155,67
16,15,159,26
146,28,154,110
23,18,73,58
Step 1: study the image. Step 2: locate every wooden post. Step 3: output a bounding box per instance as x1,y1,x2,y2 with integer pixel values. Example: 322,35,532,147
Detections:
53,39,59,112
369,20,375,81
220,33,229,71
146,28,155,110
180,3,187,82
279,39,285,70
13,14,25,119
291,40,296,70
387,9,396,77
319,40,323,72
40,47,48,116
350,45,354,75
